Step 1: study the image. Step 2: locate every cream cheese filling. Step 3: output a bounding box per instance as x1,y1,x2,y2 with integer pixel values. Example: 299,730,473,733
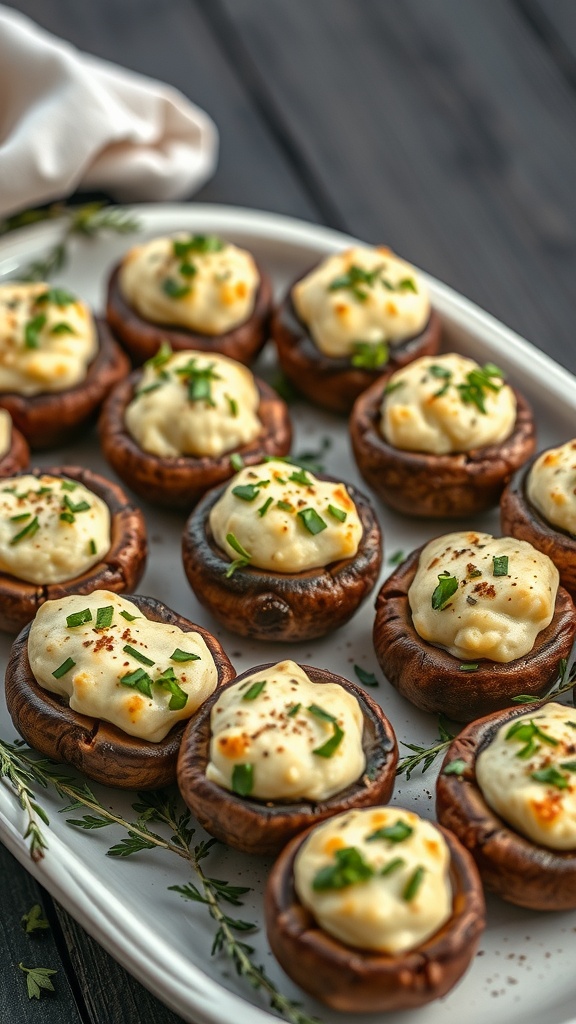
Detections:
0,283,97,395
294,807,452,953
209,460,362,572
206,660,366,801
476,703,576,850
28,590,218,742
527,439,576,537
125,348,261,458
119,234,259,335
380,354,516,454
0,474,110,584
408,531,558,663
292,245,430,358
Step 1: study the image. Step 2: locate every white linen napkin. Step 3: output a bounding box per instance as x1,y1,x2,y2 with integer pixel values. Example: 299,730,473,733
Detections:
0,5,219,219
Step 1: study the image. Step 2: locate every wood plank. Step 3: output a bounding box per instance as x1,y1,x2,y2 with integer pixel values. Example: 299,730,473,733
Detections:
0,844,82,1023
3,0,319,220
212,0,576,375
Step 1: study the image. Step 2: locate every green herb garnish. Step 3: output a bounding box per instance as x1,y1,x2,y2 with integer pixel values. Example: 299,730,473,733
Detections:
242,680,267,701
225,533,251,577
431,571,458,610
354,664,379,687
327,504,347,523
50,321,75,335
351,339,389,370
402,865,425,901
52,658,75,679
493,555,509,576
230,453,244,472
36,287,76,306
231,763,254,797
66,608,92,628
63,495,90,514
10,512,31,522
277,500,294,512
328,264,382,302
155,668,188,711
162,278,190,300
170,648,200,663
95,606,114,629
457,363,504,414
287,703,301,718
288,468,311,486
459,662,479,672
145,341,172,371
24,314,46,349
308,704,344,758
312,847,374,891
531,766,570,790
443,758,468,776
226,395,238,417
122,645,155,667
257,496,273,517
60,480,77,492
10,516,39,545
366,820,413,844
381,857,405,876
297,508,327,535
119,667,153,697
59,512,75,524
18,962,57,1000
120,609,140,622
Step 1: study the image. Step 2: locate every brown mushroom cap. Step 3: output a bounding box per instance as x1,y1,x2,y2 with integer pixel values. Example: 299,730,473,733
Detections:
0,465,148,634
98,372,292,509
436,703,576,910
5,594,236,789
177,663,398,856
181,477,383,642
0,318,130,450
373,545,576,722
350,379,536,518
0,422,29,477
265,818,485,1012
271,278,441,414
106,261,273,366
501,454,576,600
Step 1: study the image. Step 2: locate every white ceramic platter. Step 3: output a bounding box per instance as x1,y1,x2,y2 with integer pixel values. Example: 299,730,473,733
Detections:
0,205,575,1024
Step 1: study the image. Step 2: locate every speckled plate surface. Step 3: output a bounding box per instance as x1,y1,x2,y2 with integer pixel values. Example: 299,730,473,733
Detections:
0,205,575,1024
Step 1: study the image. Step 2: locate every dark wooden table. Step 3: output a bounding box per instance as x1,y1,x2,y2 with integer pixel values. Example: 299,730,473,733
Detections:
2,2,576,1022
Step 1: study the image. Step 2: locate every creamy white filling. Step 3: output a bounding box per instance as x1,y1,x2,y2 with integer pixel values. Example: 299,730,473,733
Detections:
0,409,13,458
408,531,558,663
292,245,430,358
209,460,362,572
124,349,262,458
294,807,452,954
0,474,110,584
0,282,97,395
28,590,218,742
527,439,576,537
119,234,259,335
476,703,576,850
380,353,516,454
206,661,366,801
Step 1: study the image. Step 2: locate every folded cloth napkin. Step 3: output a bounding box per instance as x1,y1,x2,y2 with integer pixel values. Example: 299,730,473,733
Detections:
0,5,218,219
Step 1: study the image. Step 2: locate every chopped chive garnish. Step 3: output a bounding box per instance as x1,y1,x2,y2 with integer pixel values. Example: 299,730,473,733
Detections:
366,820,413,843
403,866,425,901
60,480,77,491
170,648,200,663
493,555,509,576
120,609,140,622
531,766,569,790
231,763,254,797
287,703,301,717
258,496,273,517
308,704,345,758
431,571,458,610
381,857,405,876
351,339,389,370
10,516,39,544
297,508,327,535
225,533,251,577
155,667,188,711
66,608,92,628
10,513,31,522
50,321,75,335
242,680,266,701
230,453,244,472
36,287,76,306
120,667,153,697
63,495,90,514
123,644,155,667
232,484,260,502
145,340,173,371
354,664,379,687
96,606,114,629
162,278,190,299
52,657,75,679
288,468,311,486
226,395,238,417
327,504,347,523
459,662,479,672
388,549,405,565
277,500,294,512
384,379,404,396
59,512,75,524
88,539,97,555
560,761,576,772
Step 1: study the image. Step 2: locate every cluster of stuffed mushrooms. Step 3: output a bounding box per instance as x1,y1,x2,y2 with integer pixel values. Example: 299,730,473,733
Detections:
1,227,575,1016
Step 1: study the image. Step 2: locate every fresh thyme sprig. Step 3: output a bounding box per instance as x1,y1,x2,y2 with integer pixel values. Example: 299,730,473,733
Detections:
396,657,576,780
0,200,139,281
0,742,320,1024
